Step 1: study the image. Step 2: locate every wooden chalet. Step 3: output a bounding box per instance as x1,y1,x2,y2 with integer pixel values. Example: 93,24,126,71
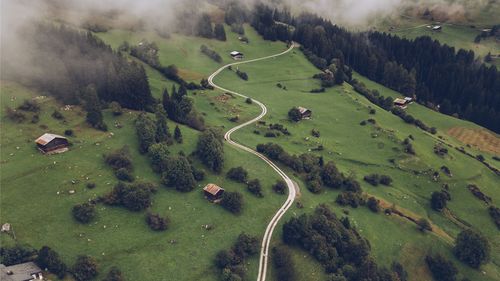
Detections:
203,183,225,202
230,51,244,60
393,97,413,109
1,262,43,281
35,133,69,154
297,106,312,119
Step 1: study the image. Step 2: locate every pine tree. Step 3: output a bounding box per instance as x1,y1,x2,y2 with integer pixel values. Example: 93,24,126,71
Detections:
162,88,170,113
174,125,183,143
214,24,227,41
155,105,171,143
81,85,107,131
135,113,156,154
196,14,213,38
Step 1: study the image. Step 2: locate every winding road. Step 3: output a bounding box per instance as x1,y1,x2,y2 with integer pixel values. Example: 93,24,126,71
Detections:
207,44,298,281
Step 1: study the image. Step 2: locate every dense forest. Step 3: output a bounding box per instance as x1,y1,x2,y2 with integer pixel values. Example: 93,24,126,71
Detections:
3,24,155,111
248,5,500,133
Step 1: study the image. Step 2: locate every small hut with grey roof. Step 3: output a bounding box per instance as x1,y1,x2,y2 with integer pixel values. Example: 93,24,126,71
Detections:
1,262,43,281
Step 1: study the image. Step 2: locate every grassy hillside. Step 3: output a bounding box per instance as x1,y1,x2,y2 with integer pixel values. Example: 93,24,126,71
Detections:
2,22,499,281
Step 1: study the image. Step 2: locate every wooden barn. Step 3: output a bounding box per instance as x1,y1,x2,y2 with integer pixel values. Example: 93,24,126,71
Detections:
203,183,225,202
297,106,312,119
35,133,69,154
1,262,43,281
393,97,413,109
230,51,244,60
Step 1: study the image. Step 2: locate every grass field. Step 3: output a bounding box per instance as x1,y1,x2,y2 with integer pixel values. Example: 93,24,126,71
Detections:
2,22,500,281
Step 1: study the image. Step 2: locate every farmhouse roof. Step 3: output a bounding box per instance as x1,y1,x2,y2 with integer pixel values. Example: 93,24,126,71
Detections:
1,262,42,281
393,98,407,105
203,184,224,196
230,51,242,56
35,133,67,146
297,106,310,114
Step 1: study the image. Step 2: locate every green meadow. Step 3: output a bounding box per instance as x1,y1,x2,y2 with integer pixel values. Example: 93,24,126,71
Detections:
1,23,499,281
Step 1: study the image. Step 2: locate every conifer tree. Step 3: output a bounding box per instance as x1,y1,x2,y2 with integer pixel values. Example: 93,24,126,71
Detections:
174,125,183,143
155,105,171,143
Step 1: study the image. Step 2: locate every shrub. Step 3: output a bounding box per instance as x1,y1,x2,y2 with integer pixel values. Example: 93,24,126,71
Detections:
273,180,287,195
36,246,67,278
103,182,156,212
488,206,500,229
102,267,125,281
72,255,98,281
72,203,96,224
221,191,243,214
115,168,134,182
200,45,222,63
366,197,379,213
0,245,36,266
192,166,206,182
226,167,248,183
311,129,320,137
431,191,448,211
233,233,259,257
425,254,457,281
336,191,363,208
17,99,40,112
454,229,490,268
272,245,296,281
104,146,133,172
64,129,74,136
379,175,392,186
146,212,170,231
236,69,248,80
288,107,302,122
245,97,252,104
264,132,277,138
363,174,380,186
5,107,26,123
161,156,196,192
51,110,64,120
86,182,96,189
247,179,263,197
417,218,432,232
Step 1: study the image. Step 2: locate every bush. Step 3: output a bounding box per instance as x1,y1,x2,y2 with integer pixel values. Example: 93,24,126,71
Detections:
72,203,96,224
64,129,74,136
17,99,40,112
226,167,248,183
245,97,252,104
221,191,243,214
104,146,133,172
272,245,296,281
425,254,457,281
431,191,448,211
51,110,64,120
192,166,206,182
363,174,380,186
417,218,432,232
161,156,196,192
146,213,170,231
273,180,287,195
102,267,125,281
103,182,156,212
200,45,222,63
5,107,26,123
311,129,320,137
366,197,379,213
247,179,263,197
0,245,37,266
233,233,259,257
336,191,363,208
36,246,67,278
454,229,490,268
264,132,277,138
379,175,392,186
72,255,98,281
288,107,302,122
236,69,248,80
115,168,134,182
86,182,96,189
488,206,500,229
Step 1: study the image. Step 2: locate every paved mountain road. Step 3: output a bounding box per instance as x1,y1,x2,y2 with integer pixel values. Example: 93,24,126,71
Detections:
207,44,297,281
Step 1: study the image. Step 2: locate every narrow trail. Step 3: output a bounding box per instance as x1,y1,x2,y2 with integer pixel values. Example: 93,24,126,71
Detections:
207,44,297,281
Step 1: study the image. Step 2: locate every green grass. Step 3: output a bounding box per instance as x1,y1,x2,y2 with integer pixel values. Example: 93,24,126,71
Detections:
2,23,499,281
212,48,500,280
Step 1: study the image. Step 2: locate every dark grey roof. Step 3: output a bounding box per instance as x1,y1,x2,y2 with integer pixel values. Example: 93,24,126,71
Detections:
1,262,42,281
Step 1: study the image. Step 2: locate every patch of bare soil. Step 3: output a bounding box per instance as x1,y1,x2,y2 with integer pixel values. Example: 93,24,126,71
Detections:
447,127,500,154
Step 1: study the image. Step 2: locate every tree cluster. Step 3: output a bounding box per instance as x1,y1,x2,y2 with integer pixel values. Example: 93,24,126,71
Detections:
454,229,490,268
200,45,222,63
196,128,224,173
430,191,450,211
72,255,98,281
363,174,392,186
425,254,458,281
214,233,259,281
250,6,500,132
283,205,400,280
4,24,155,112
220,191,244,214
146,212,170,231
104,146,134,182
103,181,158,212
37,246,67,278
488,206,500,229
163,86,205,130
272,245,296,281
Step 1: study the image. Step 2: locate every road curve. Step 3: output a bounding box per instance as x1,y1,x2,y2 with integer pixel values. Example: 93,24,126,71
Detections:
207,44,297,281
